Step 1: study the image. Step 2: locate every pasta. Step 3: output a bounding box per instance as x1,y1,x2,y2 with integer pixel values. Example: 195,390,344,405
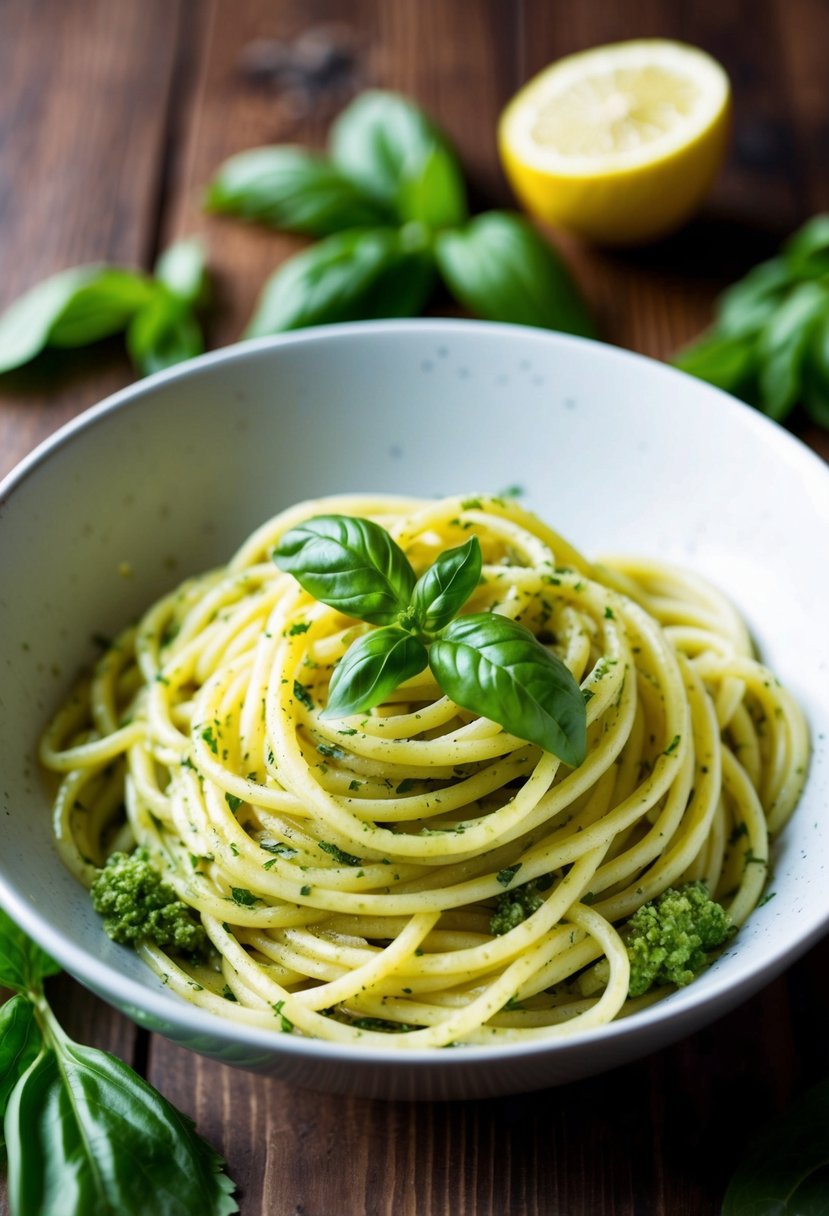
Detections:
41,494,809,1047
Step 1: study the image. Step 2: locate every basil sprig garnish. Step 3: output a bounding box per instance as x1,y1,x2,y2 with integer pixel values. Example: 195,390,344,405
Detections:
675,214,829,429
0,906,238,1214
208,89,591,340
0,238,209,379
273,515,587,767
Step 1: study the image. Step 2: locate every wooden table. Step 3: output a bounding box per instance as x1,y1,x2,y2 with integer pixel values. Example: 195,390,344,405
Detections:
2,2,828,1213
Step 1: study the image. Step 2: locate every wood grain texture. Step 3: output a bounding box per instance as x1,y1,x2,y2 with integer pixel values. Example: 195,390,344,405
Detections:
0,0,184,478
1,1,828,1214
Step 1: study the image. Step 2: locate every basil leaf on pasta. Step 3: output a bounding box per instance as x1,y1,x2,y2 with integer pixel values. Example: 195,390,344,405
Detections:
205,146,391,236
0,906,61,993
410,535,481,633
430,613,587,767
435,212,595,337
244,227,435,337
274,514,417,625
4,1036,238,1216
324,627,428,719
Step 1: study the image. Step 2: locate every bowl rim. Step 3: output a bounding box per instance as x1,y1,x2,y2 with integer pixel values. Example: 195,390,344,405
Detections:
2,317,828,1069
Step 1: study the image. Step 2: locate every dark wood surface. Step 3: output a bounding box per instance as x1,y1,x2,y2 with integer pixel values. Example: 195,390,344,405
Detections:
1,2,828,1213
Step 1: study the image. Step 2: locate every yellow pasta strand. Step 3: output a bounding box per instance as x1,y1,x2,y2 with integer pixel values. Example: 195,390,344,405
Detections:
41,494,809,1047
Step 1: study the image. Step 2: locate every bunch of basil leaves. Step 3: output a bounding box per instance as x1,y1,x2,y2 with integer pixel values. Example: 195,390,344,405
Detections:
0,238,208,379
273,513,587,766
206,90,595,339
675,215,829,428
0,907,237,1216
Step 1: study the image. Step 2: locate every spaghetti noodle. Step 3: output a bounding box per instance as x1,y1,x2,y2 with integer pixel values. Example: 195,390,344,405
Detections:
41,494,809,1047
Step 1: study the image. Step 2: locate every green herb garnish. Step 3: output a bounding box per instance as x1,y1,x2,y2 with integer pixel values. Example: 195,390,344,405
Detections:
273,515,587,766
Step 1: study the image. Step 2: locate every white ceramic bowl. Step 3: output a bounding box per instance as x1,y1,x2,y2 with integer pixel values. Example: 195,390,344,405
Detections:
1,320,827,1101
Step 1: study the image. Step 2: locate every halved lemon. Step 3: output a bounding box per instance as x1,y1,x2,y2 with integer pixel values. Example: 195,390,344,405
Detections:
498,40,731,245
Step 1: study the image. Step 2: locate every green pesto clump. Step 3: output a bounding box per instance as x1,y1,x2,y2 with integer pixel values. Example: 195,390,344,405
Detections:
626,880,731,997
490,876,553,936
90,848,209,958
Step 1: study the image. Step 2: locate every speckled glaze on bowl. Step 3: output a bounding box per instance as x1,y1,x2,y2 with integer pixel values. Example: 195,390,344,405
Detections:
1,320,827,1100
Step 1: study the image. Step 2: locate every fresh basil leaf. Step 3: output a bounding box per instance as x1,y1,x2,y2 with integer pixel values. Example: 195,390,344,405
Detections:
435,212,595,337
329,90,451,214
274,514,417,625
0,906,61,994
783,213,829,278
5,1037,238,1216
323,627,428,719
673,329,759,394
0,266,154,373
757,281,827,420
410,536,482,633
127,290,204,377
46,270,156,347
154,238,208,306
803,314,829,428
715,258,791,338
397,142,467,230
244,227,435,337
430,613,587,766
205,146,391,235
0,995,42,1158
722,1077,829,1215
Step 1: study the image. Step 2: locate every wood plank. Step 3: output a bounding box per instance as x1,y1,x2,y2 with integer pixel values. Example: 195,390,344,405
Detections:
146,964,805,1215
0,0,185,478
